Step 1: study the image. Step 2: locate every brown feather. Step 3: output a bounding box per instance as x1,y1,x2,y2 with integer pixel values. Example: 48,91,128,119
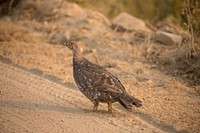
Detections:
64,41,142,112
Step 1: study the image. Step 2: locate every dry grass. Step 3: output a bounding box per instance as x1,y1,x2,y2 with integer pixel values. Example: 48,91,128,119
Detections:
182,0,200,54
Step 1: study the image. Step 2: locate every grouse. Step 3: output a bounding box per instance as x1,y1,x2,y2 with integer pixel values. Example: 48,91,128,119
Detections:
63,40,142,112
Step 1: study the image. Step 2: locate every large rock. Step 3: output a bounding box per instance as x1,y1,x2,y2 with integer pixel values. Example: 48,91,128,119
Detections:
152,31,183,45
19,0,63,17
39,1,111,44
111,12,151,32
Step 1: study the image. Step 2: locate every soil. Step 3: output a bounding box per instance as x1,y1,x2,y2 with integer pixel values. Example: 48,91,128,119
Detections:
0,1,199,133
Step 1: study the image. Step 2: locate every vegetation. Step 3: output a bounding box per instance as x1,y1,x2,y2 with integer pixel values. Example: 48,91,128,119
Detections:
182,0,200,53
182,0,200,37
67,0,184,24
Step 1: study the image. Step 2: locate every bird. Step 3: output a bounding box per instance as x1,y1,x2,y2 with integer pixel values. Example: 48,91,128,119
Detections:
63,40,142,113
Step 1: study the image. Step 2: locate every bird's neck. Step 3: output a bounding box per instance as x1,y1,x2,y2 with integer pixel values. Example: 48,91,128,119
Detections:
72,46,83,61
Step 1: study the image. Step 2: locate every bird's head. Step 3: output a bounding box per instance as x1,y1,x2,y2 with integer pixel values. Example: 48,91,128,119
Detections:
63,40,82,59
63,40,77,50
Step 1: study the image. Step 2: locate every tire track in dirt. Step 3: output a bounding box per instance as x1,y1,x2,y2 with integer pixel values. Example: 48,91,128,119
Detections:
0,61,164,133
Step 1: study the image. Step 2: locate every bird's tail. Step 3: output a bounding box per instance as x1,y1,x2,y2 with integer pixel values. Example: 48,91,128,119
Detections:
118,93,142,109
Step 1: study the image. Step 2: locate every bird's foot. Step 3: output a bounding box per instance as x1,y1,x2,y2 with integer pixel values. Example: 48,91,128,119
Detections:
107,102,113,113
92,106,98,112
93,102,99,112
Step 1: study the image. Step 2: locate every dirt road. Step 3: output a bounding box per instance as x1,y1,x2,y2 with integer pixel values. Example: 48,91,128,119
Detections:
0,61,167,133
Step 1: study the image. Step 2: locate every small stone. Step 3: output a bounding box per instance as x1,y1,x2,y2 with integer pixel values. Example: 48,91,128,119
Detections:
152,31,182,45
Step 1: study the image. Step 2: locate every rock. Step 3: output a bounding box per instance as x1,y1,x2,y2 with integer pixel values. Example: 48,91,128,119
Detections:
152,31,182,45
111,12,150,32
21,0,63,17
156,23,190,43
57,2,111,42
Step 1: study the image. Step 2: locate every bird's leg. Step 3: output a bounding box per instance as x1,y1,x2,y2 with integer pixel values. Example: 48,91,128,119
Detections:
107,101,113,113
93,101,99,112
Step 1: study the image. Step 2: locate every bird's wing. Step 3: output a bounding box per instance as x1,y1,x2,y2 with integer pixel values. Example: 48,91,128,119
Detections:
109,72,125,91
91,71,125,94
76,59,125,94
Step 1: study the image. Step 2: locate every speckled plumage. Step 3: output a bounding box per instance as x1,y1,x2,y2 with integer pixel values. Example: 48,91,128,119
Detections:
64,40,142,112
